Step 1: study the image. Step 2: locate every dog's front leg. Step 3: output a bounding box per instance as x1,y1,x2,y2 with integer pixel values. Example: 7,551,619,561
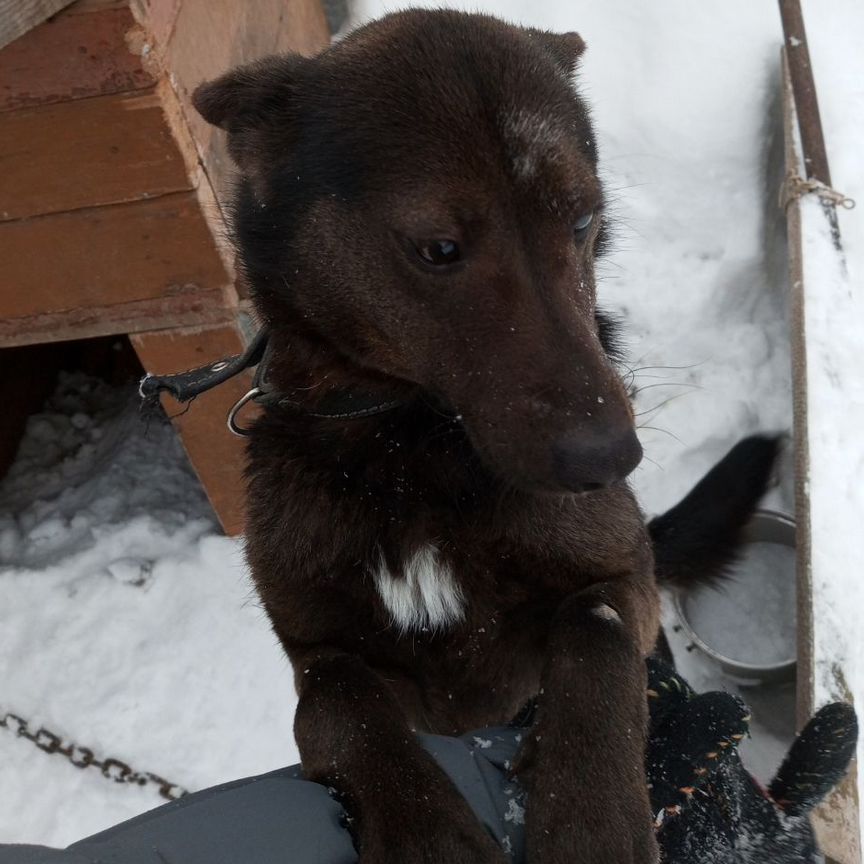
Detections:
294,647,508,864
516,577,659,864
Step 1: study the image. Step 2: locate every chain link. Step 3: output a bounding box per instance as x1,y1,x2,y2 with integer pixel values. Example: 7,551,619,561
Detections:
1,710,188,801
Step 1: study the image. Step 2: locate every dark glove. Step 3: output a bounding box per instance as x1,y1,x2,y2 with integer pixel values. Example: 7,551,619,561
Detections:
645,657,858,863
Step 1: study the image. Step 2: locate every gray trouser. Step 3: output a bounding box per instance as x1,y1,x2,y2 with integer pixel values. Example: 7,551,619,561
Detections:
0,727,527,863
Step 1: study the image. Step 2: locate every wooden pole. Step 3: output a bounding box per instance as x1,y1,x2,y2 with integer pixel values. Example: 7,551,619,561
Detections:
778,0,831,186
778,0,848,254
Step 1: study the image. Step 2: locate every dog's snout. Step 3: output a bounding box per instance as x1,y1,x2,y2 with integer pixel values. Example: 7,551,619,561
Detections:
552,426,643,492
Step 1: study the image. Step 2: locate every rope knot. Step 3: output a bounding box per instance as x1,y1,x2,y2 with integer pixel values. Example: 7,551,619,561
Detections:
780,172,856,211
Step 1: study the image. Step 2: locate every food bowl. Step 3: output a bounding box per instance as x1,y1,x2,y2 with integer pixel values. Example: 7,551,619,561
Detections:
672,510,797,685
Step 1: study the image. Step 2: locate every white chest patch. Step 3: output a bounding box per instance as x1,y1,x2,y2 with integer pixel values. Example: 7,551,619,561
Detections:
373,545,465,634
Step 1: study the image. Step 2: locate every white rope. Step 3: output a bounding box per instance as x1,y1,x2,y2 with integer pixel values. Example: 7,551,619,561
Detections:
780,172,856,211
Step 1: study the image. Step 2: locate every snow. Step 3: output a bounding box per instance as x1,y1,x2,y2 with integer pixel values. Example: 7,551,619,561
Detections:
504,798,526,826
790,1,864,841
0,375,298,844
798,198,864,814
801,0,864,718
2,0,863,850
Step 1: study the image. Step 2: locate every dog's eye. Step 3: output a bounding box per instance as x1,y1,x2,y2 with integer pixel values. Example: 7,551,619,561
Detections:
573,211,594,241
417,239,461,268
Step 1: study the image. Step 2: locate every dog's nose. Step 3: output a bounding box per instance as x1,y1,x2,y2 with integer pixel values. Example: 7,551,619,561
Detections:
551,426,643,492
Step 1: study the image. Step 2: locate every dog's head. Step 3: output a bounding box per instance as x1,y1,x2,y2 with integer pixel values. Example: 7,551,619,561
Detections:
194,9,641,494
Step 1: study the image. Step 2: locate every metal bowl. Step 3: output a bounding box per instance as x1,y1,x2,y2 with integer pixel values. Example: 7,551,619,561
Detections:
672,510,797,685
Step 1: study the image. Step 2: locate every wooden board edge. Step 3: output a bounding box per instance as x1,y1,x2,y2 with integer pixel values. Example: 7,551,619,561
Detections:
0,290,237,348
0,0,76,52
0,5,156,114
59,1,131,16
131,319,254,535
151,80,239,303
781,48,815,730
0,87,194,222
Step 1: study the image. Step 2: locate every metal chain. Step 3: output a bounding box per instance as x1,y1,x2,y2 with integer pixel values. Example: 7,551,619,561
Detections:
1,710,188,802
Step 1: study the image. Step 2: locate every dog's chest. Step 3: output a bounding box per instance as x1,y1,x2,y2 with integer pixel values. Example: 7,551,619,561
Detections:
372,545,466,633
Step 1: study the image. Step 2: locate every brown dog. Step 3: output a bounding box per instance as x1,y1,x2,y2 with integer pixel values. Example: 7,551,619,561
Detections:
195,10,659,863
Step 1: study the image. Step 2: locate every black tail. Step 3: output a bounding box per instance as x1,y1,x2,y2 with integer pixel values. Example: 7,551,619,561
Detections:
649,435,782,587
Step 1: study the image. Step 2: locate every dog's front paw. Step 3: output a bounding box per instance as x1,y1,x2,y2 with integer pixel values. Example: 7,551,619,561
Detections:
525,779,659,864
518,719,658,864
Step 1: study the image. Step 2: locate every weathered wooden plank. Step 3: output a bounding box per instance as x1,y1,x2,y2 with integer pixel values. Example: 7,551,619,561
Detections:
61,0,131,14
0,6,153,113
782,53,815,740
0,191,230,321
131,322,253,535
0,89,190,221
0,0,76,52
0,290,237,348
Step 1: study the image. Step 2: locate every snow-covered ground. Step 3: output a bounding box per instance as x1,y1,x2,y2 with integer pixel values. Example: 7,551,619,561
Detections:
1,0,861,849
792,2,864,836
0,377,298,842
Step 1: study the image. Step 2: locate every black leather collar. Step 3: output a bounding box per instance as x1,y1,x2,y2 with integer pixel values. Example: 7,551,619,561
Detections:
138,329,402,436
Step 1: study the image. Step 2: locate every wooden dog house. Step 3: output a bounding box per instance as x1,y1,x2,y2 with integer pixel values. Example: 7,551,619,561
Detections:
0,0,330,534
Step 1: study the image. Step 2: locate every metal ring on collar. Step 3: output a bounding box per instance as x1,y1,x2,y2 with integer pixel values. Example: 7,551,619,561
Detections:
227,388,262,437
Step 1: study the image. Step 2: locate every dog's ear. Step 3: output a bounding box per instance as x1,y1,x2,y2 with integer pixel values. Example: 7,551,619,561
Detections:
527,30,586,76
193,55,307,130
193,54,309,172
